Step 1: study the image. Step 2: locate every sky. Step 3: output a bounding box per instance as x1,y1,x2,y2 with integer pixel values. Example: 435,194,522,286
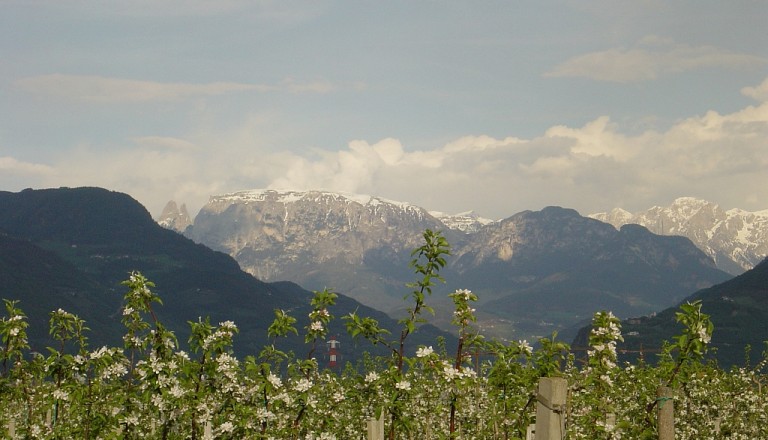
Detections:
1,1,767,220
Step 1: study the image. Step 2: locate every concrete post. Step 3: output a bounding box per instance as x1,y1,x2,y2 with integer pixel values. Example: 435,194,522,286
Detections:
657,386,674,440
535,377,567,440
526,424,535,440
367,412,384,440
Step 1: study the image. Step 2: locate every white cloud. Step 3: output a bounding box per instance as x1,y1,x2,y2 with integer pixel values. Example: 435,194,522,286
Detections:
742,77,768,102
0,156,55,192
14,77,768,219
544,116,655,160
0,156,54,175
259,95,768,217
15,74,334,102
41,143,215,216
545,36,767,82
267,136,531,196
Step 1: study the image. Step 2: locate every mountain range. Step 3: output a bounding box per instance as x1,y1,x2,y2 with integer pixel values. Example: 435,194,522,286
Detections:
178,189,732,343
590,197,768,275
0,187,450,362
3,187,764,367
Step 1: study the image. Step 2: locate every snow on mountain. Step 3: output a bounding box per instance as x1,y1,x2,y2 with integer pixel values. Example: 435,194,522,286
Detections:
203,189,495,233
204,189,427,219
590,197,768,274
186,189,449,282
429,210,497,233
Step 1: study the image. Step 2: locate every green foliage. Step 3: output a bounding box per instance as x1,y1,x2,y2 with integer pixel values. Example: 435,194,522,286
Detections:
343,311,391,348
268,309,298,340
1,299,29,377
2,236,768,439
533,331,571,377
305,288,337,345
673,300,713,363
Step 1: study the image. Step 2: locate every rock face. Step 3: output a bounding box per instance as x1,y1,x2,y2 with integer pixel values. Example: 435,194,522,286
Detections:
186,190,731,342
157,200,192,232
445,207,728,340
187,189,455,279
590,197,768,275
451,207,618,269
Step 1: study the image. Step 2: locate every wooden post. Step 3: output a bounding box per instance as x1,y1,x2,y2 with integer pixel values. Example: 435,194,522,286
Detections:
367,412,384,440
8,419,15,438
657,386,674,440
535,377,567,440
204,421,212,438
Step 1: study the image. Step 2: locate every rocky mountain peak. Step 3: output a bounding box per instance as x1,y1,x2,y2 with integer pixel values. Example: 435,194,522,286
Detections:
590,198,768,274
186,189,451,281
157,200,192,232
452,206,618,268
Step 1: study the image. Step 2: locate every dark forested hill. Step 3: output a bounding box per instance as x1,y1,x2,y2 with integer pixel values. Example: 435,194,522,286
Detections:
0,187,451,362
573,257,768,367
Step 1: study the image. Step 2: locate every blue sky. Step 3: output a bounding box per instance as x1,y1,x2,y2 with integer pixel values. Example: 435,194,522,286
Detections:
2,1,767,219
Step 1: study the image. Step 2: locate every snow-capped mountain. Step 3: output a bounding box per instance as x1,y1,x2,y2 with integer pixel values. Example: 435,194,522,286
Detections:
590,197,768,275
182,189,730,342
429,210,496,233
186,189,451,284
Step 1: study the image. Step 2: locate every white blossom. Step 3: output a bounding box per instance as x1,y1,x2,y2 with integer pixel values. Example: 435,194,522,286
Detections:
294,378,312,392
219,421,234,434
443,365,460,381
416,346,434,358
519,340,533,355
365,371,380,383
268,373,282,389
395,380,411,391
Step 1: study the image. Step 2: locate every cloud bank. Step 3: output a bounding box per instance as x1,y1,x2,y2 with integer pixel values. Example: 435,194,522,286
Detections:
15,75,335,102
546,36,767,82
7,76,768,219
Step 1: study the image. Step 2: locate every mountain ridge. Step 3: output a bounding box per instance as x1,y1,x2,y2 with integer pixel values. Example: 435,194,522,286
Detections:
161,193,766,277
181,189,731,343
590,197,768,275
